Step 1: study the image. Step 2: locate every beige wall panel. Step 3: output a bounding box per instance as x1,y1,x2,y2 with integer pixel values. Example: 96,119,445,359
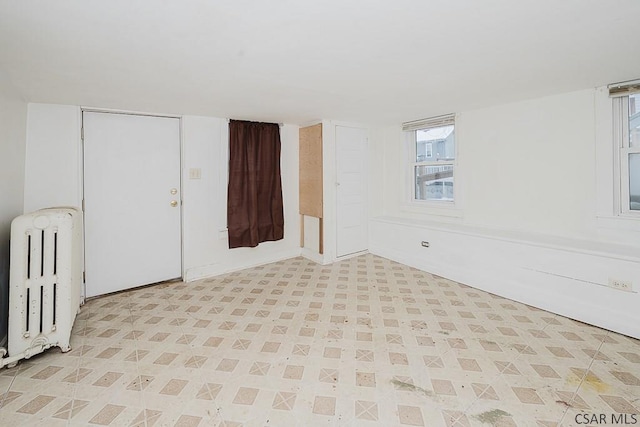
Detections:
299,123,323,218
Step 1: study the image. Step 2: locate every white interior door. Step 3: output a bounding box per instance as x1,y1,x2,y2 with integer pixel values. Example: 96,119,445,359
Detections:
83,112,182,297
336,126,368,257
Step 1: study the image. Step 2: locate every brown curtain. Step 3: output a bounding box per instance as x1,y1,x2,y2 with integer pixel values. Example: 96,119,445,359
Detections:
227,120,284,248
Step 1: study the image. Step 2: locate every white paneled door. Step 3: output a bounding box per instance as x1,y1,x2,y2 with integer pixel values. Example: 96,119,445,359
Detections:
83,112,181,297
335,126,368,258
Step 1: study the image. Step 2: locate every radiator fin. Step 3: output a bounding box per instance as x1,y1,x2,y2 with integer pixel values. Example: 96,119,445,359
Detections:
39,286,44,333
53,232,58,275
53,283,57,327
25,288,30,333
40,230,44,277
27,234,31,279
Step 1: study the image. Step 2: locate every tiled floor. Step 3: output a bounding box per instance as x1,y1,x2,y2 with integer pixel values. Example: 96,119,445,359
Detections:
0,254,639,426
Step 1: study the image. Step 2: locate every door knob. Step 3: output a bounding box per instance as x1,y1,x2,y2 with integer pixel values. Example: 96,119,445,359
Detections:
170,200,178,207
170,188,178,195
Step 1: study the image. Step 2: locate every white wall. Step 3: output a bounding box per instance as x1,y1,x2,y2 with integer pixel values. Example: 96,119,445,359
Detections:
367,125,387,219
24,104,82,212
0,74,28,348
23,105,302,284
460,90,597,238
182,116,301,280
369,88,640,338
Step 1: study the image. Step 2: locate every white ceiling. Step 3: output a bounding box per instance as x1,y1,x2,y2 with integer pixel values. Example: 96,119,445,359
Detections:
1,0,639,125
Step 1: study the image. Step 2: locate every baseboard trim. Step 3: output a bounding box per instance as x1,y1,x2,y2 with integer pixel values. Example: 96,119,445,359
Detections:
184,248,302,282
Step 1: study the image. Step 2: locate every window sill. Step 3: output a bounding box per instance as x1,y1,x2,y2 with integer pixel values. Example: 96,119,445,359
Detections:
596,215,640,232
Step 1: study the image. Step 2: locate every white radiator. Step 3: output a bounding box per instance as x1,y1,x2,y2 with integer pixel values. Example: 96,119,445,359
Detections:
1,208,83,368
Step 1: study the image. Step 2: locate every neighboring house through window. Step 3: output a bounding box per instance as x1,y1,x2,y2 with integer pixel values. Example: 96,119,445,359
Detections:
404,114,456,202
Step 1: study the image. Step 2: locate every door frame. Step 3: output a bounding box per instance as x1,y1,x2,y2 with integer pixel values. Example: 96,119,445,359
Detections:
80,107,184,299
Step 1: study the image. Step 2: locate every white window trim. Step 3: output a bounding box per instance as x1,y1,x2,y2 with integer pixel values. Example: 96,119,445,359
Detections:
594,85,640,241
612,94,640,217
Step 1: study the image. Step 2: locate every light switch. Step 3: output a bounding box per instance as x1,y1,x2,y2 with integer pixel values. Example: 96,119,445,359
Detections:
189,168,201,179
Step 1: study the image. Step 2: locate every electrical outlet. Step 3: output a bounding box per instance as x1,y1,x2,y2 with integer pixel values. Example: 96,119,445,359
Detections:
608,278,633,292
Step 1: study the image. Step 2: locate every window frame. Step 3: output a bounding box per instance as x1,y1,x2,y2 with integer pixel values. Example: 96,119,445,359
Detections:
404,114,457,205
613,94,640,217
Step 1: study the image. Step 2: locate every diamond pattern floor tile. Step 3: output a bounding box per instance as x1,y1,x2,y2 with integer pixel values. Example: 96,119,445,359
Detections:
0,254,638,426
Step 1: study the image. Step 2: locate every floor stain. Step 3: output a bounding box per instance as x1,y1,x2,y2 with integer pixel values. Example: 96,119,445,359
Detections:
567,371,610,393
390,379,433,397
474,409,511,425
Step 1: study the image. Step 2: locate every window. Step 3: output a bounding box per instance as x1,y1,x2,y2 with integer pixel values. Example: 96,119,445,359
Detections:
611,80,640,214
627,94,640,212
403,114,455,202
